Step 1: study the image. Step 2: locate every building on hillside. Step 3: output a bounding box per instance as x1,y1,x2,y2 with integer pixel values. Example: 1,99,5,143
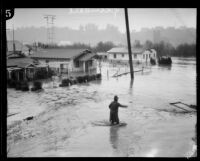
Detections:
30,49,97,76
107,47,144,64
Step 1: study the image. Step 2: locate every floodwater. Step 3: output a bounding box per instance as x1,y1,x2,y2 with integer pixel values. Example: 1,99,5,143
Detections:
7,57,196,157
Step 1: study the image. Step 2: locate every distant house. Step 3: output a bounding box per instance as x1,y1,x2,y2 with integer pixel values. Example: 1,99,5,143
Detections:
96,52,108,60
30,48,97,76
142,49,157,62
107,47,144,63
7,40,31,58
7,57,48,81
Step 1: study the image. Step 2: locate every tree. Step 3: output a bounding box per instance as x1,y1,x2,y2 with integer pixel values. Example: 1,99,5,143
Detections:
144,40,154,49
133,40,143,48
94,41,115,52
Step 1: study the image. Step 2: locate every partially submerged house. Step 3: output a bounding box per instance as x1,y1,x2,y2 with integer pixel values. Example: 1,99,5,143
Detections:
142,49,157,62
107,47,144,63
107,47,157,64
96,52,108,60
7,57,48,81
30,49,97,76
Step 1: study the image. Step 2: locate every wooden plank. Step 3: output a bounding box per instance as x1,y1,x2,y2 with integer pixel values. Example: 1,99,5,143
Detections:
170,102,181,105
113,69,143,77
7,113,19,117
170,102,196,111
171,104,191,112
179,102,196,110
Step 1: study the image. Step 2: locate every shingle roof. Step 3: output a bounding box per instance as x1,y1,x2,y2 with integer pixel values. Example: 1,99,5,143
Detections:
107,47,128,53
96,52,108,56
30,49,90,59
107,47,144,54
7,57,35,68
79,53,96,61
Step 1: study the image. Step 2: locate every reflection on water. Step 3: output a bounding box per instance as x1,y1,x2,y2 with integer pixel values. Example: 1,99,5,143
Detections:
109,126,120,150
7,57,196,157
129,79,134,89
145,148,158,157
158,65,172,70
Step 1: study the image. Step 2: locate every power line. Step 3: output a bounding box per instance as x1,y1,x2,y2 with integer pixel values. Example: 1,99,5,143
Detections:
44,15,56,45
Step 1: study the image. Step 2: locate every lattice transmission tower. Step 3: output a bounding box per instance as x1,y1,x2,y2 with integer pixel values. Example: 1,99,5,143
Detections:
44,15,56,45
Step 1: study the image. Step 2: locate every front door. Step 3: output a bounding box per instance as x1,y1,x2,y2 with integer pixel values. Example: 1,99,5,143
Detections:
85,61,89,73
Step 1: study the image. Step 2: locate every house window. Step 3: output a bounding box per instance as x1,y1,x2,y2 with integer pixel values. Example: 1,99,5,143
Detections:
114,53,116,59
134,54,137,59
122,53,124,58
89,60,93,66
75,61,80,68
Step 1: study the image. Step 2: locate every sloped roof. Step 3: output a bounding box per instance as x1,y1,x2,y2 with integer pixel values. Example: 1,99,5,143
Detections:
7,57,35,68
107,47,128,53
7,40,29,52
78,53,96,61
30,49,90,59
96,52,108,56
107,47,144,54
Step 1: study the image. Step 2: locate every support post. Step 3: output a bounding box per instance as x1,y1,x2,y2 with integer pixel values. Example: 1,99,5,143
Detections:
17,71,19,81
83,61,86,74
124,8,134,79
24,68,27,81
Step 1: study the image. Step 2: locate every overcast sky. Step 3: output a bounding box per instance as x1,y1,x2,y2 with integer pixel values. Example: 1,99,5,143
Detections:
6,8,196,33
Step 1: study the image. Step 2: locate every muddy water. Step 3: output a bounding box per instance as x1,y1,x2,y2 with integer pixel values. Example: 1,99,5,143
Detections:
7,57,196,157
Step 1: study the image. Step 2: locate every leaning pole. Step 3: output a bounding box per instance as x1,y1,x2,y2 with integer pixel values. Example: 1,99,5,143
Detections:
124,8,134,79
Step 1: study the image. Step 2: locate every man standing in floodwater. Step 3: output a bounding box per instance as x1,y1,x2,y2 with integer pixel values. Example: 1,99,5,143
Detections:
109,95,128,125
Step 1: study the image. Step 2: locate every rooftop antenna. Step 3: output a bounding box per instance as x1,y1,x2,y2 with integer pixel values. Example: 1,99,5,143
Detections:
44,15,56,46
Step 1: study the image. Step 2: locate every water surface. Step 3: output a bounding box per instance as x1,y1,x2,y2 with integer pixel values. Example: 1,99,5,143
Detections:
7,57,196,157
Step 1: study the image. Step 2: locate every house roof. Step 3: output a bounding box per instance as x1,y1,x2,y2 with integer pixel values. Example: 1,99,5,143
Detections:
107,47,144,54
107,47,128,53
97,52,108,56
79,53,96,61
30,49,90,59
7,40,29,52
7,57,35,68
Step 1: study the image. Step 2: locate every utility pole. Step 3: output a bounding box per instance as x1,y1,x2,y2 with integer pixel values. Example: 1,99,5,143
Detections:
12,25,15,54
6,28,10,53
124,8,134,79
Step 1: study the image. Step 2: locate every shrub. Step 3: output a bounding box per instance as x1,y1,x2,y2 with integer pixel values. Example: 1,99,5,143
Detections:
33,81,42,89
21,81,29,91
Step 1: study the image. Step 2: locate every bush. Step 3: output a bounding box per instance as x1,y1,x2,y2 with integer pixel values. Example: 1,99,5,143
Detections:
77,76,84,83
83,75,89,82
21,81,29,91
32,81,42,91
61,79,70,86
35,68,54,80
15,81,22,90
96,74,101,79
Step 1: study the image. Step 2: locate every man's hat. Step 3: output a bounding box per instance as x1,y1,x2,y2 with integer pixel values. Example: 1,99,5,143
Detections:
114,95,118,100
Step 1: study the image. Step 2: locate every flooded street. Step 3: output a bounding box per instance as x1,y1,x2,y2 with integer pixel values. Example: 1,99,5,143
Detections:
7,57,196,157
